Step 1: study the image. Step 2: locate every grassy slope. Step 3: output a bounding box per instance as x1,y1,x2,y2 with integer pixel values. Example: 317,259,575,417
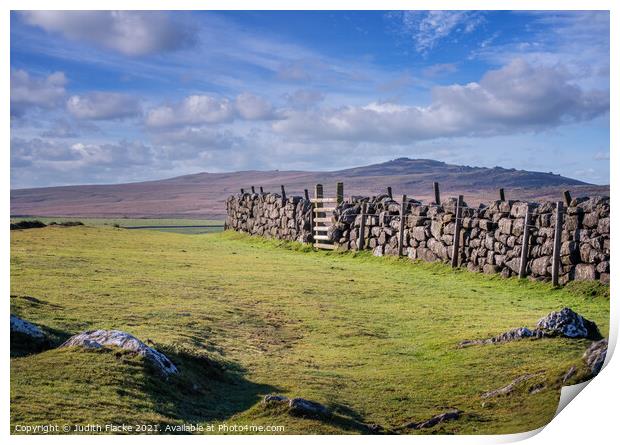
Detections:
10,226,609,434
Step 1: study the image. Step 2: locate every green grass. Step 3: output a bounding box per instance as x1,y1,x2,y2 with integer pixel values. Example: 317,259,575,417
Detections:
10,225,609,434
10,217,224,234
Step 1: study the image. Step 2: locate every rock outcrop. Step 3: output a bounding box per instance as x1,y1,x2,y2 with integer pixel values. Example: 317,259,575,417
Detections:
60,330,178,376
459,308,601,347
10,314,45,338
263,394,330,417
404,409,461,430
481,372,545,398
583,339,607,377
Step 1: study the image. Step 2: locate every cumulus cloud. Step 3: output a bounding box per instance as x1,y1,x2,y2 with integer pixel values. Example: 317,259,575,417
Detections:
273,59,609,143
150,127,241,160
390,11,486,53
12,137,154,169
67,92,141,120
20,11,195,56
235,93,276,120
146,93,278,128
146,95,235,128
11,69,67,116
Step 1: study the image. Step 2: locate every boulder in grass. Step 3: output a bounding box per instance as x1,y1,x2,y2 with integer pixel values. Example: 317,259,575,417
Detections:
61,330,178,376
263,394,289,404
459,308,601,347
11,314,45,338
289,397,330,418
263,394,330,418
536,308,602,340
583,339,607,377
405,409,461,430
10,314,50,355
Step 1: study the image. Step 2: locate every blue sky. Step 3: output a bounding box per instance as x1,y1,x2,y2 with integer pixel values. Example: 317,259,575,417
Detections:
10,10,610,188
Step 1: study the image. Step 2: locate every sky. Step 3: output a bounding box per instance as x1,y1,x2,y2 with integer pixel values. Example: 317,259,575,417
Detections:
10,10,610,188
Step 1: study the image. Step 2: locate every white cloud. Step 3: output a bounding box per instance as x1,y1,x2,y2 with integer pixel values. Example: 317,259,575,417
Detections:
391,11,486,53
10,69,67,116
146,93,279,128
273,59,609,143
20,11,195,56
146,95,236,128
235,93,276,120
12,137,154,171
66,92,141,120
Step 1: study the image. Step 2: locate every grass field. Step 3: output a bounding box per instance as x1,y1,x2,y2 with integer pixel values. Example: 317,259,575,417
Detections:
10,224,609,434
10,217,225,234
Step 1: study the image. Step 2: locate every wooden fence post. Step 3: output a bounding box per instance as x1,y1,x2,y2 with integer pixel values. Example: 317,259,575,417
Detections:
387,186,393,199
240,188,244,194
304,189,309,201
451,195,464,268
563,190,572,208
337,182,344,205
398,195,407,257
280,185,286,204
259,186,264,193
518,203,531,279
358,202,367,250
251,186,255,194
433,182,441,205
499,188,505,201
552,201,564,286
315,184,324,208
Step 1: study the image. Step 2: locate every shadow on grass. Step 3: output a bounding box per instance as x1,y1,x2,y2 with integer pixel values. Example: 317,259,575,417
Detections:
141,343,279,426
10,324,73,358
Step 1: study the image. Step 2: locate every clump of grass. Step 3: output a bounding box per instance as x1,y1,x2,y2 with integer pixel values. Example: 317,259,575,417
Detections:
10,220,46,230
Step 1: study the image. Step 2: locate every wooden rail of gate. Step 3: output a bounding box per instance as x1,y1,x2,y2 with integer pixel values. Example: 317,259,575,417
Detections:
310,182,343,250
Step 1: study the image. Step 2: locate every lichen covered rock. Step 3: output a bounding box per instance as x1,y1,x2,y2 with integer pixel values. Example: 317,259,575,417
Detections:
583,339,607,377
61,329,178,376
536,308,602,340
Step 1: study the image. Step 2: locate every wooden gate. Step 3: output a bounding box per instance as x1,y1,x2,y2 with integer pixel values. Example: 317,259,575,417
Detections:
310,182,343,250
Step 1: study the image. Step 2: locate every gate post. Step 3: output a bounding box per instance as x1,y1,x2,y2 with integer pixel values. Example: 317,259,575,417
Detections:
518,203,531,279
336,182,344,205
358,202,367,250
552,201,563,286
398,195,407,257
451,195,464,268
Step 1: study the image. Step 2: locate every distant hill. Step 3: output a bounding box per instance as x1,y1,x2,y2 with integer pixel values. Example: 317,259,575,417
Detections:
10,158,608,218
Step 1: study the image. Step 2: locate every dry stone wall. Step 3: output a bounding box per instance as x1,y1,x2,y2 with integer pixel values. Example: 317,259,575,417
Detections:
226,192,609,284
